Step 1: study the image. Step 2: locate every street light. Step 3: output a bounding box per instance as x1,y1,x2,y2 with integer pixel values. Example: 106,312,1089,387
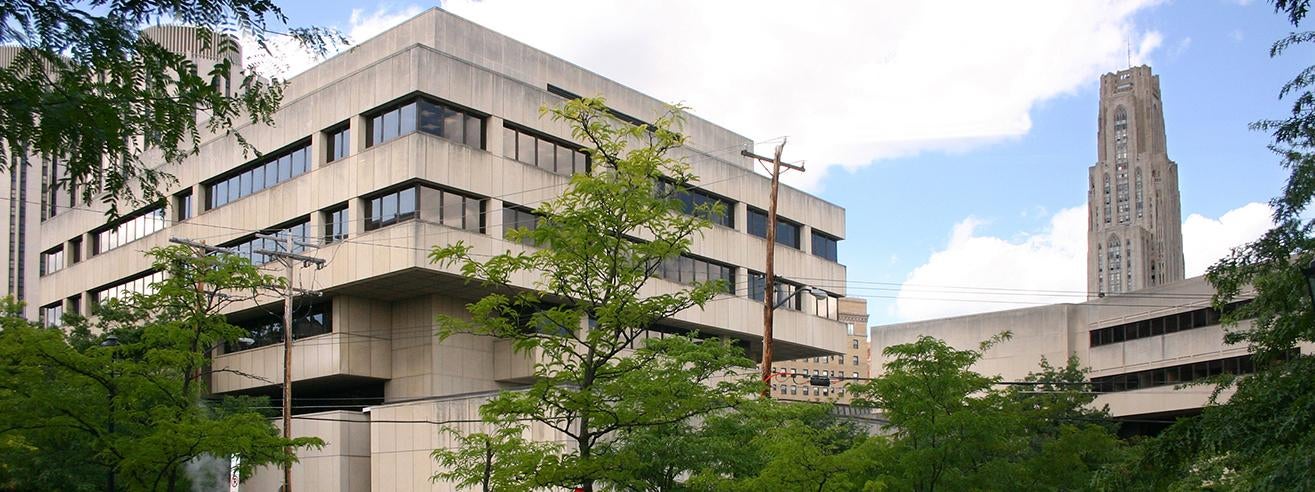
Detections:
761,284,830,397
772,285,829,310
100,334,119,492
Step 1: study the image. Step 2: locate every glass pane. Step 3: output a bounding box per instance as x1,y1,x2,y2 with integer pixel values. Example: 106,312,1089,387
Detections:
291,147,307,176
278,155,291,182
419,186,442,221
399,187,416,218
443,107,464,143
574,150,588,174
252,164,266,191
371,116,383,145
442,191,463,227
239,170,252,197
556,146,573,175
537,139,555,172
381,192,398,223
503,127,517,157
214,182,227,207
382,110,399,141
465,115,482,148
518,133,535,165
417,100,442,136
227,177,240,202
464,198,480,232
368,197,381,226
399,103,417,136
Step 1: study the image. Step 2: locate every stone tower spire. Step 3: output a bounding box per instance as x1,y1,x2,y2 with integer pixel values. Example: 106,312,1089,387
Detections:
1087,65,1185,296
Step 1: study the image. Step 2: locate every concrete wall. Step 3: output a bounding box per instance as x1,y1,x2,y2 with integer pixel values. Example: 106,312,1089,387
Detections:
244,410,371,492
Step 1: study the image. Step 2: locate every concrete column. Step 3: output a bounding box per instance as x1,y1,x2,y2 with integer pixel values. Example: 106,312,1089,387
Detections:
350,115,369,153
733,202,747,234
801,224,813,255
485,116,505,158
486,198,504,240
350,197,369,236
310,128,328,171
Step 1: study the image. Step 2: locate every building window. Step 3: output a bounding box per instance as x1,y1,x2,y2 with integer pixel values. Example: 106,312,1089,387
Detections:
1090,350,1291,393
852,355,859,366
1114,106,1129,161
812,231,839,262
1102,173,1111,224
223,218,311,266
1089,301,1247,347
367,97,484,149
655,254,735,294
852,339,859,349
226,301,333,352
502,205,540,245
852,372,858,378
323,205,349,244
326,124,350,162
40,157,76,221
1135,167,1144,218
175,189,193,221
1107,235,1123,294
747,207,801,248
657,180,735,228
93,205,166,255
93,271,166,306
68,237,82,264
206,140,311,209
502,124,589,176
39,302,63,327
748,271,802,311
40,246,64,276
790,385,797,395
364,184,485,233
67,296,80,316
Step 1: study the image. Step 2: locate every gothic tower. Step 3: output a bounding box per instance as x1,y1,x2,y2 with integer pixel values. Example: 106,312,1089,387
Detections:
1088,65,1185,296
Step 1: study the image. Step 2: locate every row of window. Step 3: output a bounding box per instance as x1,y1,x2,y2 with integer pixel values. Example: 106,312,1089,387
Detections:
207,141,311,210
1089,352,1266,393
784,368,861,379
747,207,801,249
653,254,736,294
225,301,333,352
1089,301,1247,347
368,97,484,149
363,184,485,233
92,271,166,306
93,207,166,255
798,349,862,365
774,384,845,397
222,220,311,266
502,125,589,176
502,205,539,245
659,180,736,229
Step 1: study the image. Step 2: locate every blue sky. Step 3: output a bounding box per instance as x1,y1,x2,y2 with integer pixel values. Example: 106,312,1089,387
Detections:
256,0,1307,325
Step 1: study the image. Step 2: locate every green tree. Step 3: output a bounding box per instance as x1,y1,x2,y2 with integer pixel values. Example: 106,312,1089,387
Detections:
0,0,343,215
431,425,558,492
429,98,758,492
846,336,1125,491
0,246,322,491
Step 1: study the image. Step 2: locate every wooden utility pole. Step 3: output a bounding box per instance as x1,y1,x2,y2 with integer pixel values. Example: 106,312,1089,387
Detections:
170,235,324,492
253,233,325,492
741,140,804,398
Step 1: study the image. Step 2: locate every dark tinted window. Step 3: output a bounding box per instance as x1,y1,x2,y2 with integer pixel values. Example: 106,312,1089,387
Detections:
207,141,311,209
812,231,839,262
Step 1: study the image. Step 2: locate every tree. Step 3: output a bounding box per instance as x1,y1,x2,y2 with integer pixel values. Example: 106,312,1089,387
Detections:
0,0,343,215
431,425,558,492
844,336,1125,491
429,98,759,492
0,245,322,491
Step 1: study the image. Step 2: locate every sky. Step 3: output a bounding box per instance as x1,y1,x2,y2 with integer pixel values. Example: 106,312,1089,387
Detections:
249,0,1307,326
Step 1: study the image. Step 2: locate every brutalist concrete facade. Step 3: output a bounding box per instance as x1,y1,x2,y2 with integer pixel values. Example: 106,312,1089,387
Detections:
6,9,852,491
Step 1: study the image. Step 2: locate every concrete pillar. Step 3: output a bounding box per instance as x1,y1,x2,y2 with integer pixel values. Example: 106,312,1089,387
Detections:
733,202,747,234
350,197,369,236
486,198,504,240
351,115,369,153
310,128,328,171
801,224,813,255
485,116,505,158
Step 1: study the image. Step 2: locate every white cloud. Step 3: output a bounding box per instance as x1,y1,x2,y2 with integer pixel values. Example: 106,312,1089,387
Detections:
1182,202,1275,276
441,0,1165,190
241,5,424,79
894,202,1275,322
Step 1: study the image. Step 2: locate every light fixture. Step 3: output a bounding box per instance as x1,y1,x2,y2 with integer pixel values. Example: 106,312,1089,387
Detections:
100,334,120,347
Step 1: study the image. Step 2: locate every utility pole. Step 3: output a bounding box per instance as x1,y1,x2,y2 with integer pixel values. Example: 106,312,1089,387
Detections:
741,139,804,398
171,235,324,492
254,232,325,492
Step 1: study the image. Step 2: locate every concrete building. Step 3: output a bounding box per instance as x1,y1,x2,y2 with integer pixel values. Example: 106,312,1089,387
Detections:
872,65,1307,429
774,297,871,404
2,9,852,491
871,276,1279,424
1088,65,1185,295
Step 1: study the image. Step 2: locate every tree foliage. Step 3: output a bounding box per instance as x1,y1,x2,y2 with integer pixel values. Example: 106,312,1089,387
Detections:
0,0,344,215
430,98,758,492
0,246,321,491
